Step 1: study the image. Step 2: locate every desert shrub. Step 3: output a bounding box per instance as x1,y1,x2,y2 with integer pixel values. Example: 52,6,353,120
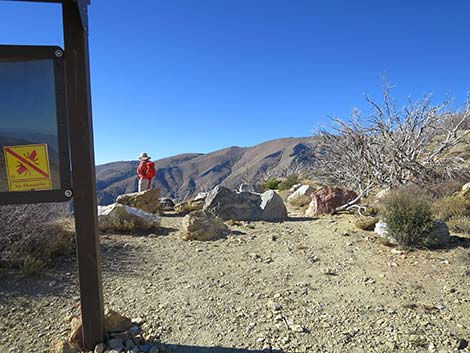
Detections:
432,195,470,221
382,186,435,248
354,217,378,231
263,179,280,190
278,174,300,191
288,195,311,208
0,203,74,274
447,217,470,234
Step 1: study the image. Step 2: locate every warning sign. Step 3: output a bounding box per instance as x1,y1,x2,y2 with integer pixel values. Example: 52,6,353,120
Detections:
3,144,52,192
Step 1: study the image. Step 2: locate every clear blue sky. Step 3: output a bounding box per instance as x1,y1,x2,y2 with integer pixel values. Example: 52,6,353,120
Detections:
1,0,469,165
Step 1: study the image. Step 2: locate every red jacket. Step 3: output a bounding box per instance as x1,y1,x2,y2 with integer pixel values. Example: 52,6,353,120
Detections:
137,160,153,179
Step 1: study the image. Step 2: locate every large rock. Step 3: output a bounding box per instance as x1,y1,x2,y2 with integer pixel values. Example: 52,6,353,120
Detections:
287,184,314,202
181,210,229,241
424,220,450,248
116,189,160,214
260,190,288,221
98,203,160,232
374,220,398,246
375,220,450,248
204,186,287,221
289,183,303,193
305,186,358,216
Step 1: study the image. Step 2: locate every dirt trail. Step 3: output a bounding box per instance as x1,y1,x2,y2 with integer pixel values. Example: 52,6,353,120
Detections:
0,212,469,353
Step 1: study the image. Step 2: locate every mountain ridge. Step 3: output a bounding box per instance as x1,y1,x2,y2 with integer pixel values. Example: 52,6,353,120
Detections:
95,137,314,205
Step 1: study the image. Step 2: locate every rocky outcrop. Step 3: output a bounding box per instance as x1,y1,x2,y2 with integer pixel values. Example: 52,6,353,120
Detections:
305,186,358,216
98,203,160,232
116,189,160,214
180,210,229,241
204,186,287,221
287,184,314,202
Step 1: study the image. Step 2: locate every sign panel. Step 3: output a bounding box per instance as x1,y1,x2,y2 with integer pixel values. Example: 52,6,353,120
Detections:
4,144,52,191
0,45,71,204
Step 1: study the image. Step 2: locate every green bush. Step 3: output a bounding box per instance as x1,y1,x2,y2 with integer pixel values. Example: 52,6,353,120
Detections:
382,186,435,248
354,217,379,231
278,174,300,191
432,195,470,221
447,217,470,234
263,179,281,190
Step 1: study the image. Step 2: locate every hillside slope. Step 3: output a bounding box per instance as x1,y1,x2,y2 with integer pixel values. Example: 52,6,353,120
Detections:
95,137,314,204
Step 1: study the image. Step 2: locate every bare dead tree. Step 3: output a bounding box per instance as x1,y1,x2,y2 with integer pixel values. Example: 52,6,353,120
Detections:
312,85,470,210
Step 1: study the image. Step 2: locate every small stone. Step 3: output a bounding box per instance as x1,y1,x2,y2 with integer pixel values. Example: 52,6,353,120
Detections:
291,324,307,333
149,345,159,353
132,317,145,325
457,338,468,350
108,337,124,351
94,343,105,353
125,339,135,349
267,300,281,311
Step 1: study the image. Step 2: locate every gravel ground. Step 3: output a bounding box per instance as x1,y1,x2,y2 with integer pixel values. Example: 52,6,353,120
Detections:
0,212,469,353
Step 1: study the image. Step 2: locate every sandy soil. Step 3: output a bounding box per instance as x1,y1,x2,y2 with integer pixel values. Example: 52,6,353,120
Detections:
0,211,469,353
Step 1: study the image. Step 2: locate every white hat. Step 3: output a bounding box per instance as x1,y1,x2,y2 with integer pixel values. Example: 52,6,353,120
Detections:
138,152,151,160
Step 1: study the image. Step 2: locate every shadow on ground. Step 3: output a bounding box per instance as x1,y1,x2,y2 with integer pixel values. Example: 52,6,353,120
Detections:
286,216,316,222
163,344,296,353
447,235,470,249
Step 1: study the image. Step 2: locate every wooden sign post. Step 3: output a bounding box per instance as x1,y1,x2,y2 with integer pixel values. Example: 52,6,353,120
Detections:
0,0,105,349
62,0,105,349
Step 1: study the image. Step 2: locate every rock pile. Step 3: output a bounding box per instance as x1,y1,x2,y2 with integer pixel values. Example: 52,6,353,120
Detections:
204,186,287,221
53,309,162,353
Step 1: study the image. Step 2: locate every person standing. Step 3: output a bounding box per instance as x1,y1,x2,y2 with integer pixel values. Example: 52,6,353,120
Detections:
136,152,156,192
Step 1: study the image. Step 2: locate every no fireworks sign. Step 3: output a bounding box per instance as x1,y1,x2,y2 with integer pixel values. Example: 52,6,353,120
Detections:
3,144,52,191
0,45,72,204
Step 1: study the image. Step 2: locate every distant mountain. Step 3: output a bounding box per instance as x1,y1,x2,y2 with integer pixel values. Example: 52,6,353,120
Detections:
95,137,315,205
